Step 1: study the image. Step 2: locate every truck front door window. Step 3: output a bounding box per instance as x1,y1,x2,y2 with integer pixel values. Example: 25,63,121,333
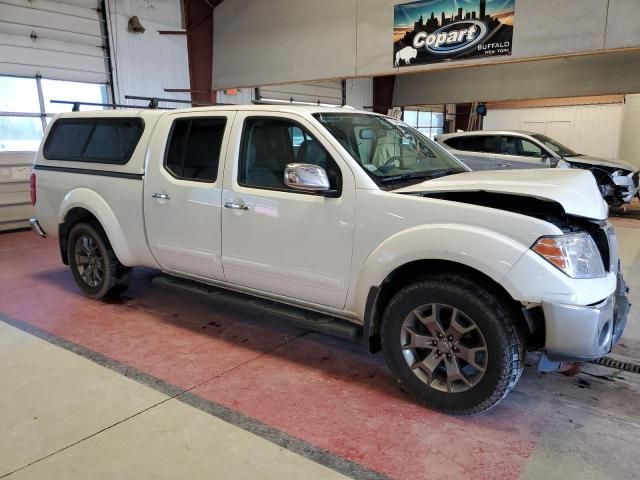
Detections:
239,117,341,193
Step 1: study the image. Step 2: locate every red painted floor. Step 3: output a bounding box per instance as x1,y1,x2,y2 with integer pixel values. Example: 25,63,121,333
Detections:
0,230,548,479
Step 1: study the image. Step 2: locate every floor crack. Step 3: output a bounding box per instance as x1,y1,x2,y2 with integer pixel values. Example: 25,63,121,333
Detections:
0,396,172,478
0,331,307,478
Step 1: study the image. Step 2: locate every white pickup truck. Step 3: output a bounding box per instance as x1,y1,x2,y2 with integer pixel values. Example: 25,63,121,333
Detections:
30,105,630,414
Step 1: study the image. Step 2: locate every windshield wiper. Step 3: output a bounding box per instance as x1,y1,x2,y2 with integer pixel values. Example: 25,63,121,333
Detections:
380,168,463,184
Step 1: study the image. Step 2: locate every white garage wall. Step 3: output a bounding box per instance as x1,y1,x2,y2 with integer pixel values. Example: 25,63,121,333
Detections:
105,0,190,106
619,95,640,168
345,78,373,110
0,0,107,83
0,1,190,106
484,104,624,160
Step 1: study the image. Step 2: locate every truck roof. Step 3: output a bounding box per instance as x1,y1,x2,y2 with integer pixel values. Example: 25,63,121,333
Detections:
51,104,369,121
436,130,537,140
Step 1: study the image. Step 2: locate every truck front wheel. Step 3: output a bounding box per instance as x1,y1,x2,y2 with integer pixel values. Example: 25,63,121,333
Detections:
381,274,524,415
67,221,129,299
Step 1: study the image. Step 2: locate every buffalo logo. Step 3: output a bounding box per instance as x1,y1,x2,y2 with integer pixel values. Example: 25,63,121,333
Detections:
412,20,488,55
394,46,418,66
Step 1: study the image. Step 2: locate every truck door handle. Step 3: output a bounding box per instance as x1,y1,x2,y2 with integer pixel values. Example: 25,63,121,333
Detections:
497,163,511,168
224,201,249,210
152,192,171,200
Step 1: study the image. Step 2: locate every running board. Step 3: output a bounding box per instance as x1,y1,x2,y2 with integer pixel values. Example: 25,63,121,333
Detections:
152,274,361,342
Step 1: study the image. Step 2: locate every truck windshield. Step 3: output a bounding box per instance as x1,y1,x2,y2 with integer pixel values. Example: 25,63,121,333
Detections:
313,112,466,189
531,134,580,157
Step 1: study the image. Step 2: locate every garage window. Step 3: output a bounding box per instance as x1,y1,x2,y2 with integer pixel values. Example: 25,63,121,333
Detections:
402,109,444,139
44,118,144,164
0,75,108,152
165,118,226,182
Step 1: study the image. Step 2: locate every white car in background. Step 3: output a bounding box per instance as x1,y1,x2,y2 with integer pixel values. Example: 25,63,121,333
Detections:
436,131,640,207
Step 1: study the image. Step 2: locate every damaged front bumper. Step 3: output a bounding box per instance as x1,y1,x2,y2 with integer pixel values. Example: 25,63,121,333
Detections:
612,171,639,204
539,272,630,368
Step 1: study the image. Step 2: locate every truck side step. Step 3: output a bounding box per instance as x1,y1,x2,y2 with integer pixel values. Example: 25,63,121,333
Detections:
152,274,362,342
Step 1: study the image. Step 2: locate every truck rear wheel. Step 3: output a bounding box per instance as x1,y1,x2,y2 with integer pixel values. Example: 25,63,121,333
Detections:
380,274,524,415
67,221,129,299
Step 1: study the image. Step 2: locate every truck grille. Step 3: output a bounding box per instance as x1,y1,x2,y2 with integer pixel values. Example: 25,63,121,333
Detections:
606,226,620,272
590,224,617,273
591,226,610,272
633,171,639,189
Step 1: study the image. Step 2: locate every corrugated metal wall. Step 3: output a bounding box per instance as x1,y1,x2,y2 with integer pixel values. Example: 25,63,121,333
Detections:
105,0,190,106
345,78,373,110
0,0,107,83
0,151,33,231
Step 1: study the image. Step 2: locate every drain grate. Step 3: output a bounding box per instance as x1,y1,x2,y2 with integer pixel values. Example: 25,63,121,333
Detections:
591,357,640,374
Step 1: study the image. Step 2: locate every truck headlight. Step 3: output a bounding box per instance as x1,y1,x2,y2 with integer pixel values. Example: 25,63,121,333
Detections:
532,233,606,279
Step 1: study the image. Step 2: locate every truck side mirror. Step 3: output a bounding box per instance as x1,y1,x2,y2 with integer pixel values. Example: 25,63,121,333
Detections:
284,163,331,192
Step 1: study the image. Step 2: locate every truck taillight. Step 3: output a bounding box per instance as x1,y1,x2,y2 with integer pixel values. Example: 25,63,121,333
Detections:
29,172,36,205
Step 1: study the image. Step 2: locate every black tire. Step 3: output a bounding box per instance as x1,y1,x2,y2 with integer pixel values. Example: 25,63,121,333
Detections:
380,274,524,415
67,221,130,299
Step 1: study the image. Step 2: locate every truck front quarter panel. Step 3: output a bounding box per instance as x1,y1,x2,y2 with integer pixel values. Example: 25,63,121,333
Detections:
348,189,563,318
353,223,531,318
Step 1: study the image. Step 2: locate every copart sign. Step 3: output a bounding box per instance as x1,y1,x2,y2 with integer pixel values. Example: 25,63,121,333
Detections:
393,0,515,67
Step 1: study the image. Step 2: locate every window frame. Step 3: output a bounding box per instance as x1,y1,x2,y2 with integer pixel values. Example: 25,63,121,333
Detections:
162,116,228,184
43,117,144,164
237,116,343,197
401,108,445,140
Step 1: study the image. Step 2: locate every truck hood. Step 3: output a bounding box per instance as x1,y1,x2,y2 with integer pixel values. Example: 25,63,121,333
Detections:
565,155,637,172
394,168,609,220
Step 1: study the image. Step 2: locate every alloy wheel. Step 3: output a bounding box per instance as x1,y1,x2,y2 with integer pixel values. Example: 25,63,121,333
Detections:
400,303,488,393
74,234,105,288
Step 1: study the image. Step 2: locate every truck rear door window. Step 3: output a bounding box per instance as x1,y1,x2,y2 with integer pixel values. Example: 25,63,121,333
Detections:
44,118,144,164
165,117,226,182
